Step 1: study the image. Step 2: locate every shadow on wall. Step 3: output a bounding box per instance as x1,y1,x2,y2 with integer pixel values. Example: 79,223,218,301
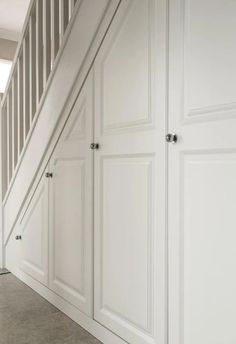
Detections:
0,38,17,93
0,38,17,60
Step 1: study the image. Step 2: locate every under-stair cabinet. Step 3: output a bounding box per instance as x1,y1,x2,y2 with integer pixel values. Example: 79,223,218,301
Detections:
3,0,236,344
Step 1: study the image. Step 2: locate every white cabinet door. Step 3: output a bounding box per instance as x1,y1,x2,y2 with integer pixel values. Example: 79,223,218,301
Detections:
168,1,236,343
20,175,49,286
49,71,94,316
94,1,167,343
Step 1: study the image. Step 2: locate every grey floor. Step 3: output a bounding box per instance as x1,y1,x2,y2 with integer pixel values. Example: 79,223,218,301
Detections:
0,271,102,344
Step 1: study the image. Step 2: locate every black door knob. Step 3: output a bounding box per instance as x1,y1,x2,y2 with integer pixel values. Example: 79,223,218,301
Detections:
166,133,178,144
90,143,99,150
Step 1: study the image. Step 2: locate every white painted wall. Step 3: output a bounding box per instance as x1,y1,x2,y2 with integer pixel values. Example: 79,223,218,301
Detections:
0,39,17,61
0,0,31,41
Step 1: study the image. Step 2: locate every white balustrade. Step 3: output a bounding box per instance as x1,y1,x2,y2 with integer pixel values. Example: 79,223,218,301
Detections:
1,0,79,200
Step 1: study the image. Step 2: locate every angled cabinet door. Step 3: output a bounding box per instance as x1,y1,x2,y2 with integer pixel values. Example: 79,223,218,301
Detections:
94,0,167,343
20,175,49,286
49,71,94,316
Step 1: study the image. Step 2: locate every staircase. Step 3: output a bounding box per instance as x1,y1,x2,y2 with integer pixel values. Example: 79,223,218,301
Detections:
1,0,79,200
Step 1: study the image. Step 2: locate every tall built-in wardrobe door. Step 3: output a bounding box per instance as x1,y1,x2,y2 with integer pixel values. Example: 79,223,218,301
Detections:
94,0,167,343
49,71,94,316
20,175,49,286
168,0,236,343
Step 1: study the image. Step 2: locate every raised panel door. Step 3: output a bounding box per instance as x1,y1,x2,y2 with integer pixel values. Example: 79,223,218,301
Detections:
94,0,167,343
49,71,94,316
168,1,236,343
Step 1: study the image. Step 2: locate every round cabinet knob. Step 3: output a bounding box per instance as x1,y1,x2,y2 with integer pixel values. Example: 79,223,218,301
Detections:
15,235,22,240
166,133,178,144
90,143,99,150
45,172,53,178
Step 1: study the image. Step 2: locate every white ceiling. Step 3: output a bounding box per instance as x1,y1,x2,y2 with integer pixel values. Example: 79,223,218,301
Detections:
0,0,31,41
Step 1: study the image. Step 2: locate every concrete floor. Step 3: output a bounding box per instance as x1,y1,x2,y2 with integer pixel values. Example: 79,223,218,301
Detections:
0,271,102,344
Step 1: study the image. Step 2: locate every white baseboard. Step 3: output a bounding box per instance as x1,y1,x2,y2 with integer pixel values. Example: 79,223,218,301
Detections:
7,266,126,344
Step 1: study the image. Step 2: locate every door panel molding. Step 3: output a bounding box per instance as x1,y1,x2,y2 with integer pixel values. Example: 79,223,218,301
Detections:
182,0,236,123
20,176,49,286
98,154,154,333
50,158,86,301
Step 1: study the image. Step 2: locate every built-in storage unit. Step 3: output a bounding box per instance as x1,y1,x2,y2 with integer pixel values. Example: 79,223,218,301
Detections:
6,1,166,343
3,0,236,343
14,70,94,316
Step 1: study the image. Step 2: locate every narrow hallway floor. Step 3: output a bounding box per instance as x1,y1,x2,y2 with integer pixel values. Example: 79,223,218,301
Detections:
0,272,102,344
